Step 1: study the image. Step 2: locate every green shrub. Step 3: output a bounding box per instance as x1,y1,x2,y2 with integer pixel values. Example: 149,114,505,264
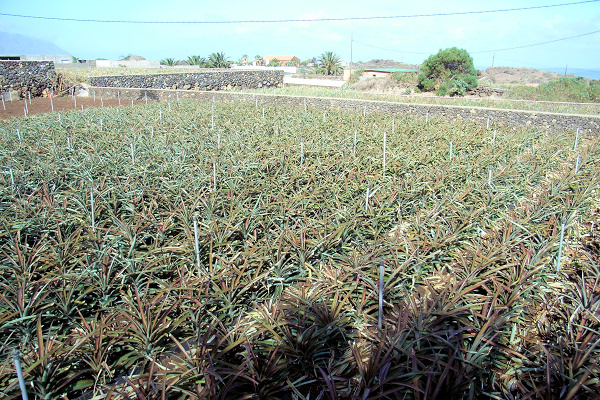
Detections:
418,47,478,96
347,69,364,84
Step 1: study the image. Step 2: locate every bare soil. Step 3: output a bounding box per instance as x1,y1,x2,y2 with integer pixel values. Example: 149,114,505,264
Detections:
0,96,150,120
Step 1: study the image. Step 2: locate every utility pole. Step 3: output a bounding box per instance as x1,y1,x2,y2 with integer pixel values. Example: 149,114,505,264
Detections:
350,30,353,78
564,64,568,75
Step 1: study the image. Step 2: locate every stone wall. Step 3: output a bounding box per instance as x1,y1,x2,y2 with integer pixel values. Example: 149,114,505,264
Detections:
0,61,57,98
89,86,600,135
89,70,283,91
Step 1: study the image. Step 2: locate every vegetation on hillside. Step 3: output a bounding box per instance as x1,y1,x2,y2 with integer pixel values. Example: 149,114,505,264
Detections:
418,47,478,96
506,76,600,103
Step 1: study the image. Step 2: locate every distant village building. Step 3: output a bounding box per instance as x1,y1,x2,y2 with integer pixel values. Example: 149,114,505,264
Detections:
0,54,72,63
263,56,300,66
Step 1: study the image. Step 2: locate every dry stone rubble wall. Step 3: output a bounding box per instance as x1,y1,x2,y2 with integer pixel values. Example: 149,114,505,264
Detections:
89,70,283,91
0,61,56,98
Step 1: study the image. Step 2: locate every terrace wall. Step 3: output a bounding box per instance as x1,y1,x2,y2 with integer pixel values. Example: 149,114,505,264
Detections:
89,70,284,91
0,60,57,98
89,87,600,135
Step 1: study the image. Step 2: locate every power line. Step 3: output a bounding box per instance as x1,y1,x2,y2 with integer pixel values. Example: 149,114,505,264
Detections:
0,0,599,24
471,29,600,53
353,29,600,56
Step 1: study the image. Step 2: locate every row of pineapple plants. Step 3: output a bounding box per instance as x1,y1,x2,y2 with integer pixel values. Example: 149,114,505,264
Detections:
0,99,598,398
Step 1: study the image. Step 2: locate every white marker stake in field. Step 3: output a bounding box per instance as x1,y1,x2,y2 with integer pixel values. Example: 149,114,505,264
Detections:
365,185,370,212
449,140,453,162
493,128,497,144
575,153,581,174
90,187,95,231
93,90,95,102
100,97,103,107
151,125,154,140
16,129,21,143
131,143,135,165
378,259,384,330
168,101,171,111
2,96,5,110
50,96,54,113
159,109,162,124
28,91,31,104
488,169,493,188
304,98,307,112
100,119,102,131
383,130,387,175
262,106,265,120
573,126,580,151
118,91,120,106
131,99,134,107
145,92,148,104
213,161,217,191
487,116,490,129
9,167,14,191
426,111,429,124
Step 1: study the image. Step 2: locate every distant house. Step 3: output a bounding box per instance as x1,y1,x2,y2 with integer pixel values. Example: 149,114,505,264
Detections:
362,68,419,78
263,56,300,66
0,54,72,63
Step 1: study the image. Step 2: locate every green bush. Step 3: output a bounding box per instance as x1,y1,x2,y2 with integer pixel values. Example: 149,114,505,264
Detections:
347,69,364,84
418,47,478,96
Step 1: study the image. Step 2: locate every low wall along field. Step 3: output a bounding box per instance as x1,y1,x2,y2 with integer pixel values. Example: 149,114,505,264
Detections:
89,70,284,91
89,86,600,135
0,60,56,98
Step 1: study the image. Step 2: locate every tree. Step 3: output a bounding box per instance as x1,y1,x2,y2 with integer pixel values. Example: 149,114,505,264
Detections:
207,52,231,68
186,55,206,66
316,52,343,76
160,58,177,66
267,58,281,67
254,55,264,66
417,47,478,96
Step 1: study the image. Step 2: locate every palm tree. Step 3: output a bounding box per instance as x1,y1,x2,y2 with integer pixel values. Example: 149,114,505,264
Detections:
207,52,231,68
254,55,264,66
241,54,249,65
316,51,343,76
160,58,177,66
186,55,206,66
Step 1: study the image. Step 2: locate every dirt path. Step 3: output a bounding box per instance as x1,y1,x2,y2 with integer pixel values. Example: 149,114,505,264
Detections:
0,96,151,120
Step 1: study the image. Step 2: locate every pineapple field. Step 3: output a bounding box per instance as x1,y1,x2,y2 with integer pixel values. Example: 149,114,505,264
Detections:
0,99,599,399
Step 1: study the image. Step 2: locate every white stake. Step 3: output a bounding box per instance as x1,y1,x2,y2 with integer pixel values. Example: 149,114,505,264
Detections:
176,92,179,101
255,97,258,109
556,222,566,271
193,215,202,274
217,132,221,149
81,104,83,111
159,108,162,124
365,184,370,211
100,97,103,107
93,90,96,102
74,95,77,108
9,167,14,191
131,98,134,107
67,136,71,149
486,116,490,129
488,169,493,188
575,153,580,174
16,129,21,143
213,161,217,191
262,106,265,120
23,107,27,117
90,187,95,231
304,98,307,112
449,140,453,162
50,96,54,112
100,118,103,131
58,113,61,124
131,143,135,164
2,96,5,110
168,101,171,111
28,91,31,104
363,104,366,117
12,350,29,400
383,130,387,174
145,92,148,104
378,259,384,329
493,128,497,143
573,126,580,151
118,91,121,106
151,125,154,140
426,111,429,124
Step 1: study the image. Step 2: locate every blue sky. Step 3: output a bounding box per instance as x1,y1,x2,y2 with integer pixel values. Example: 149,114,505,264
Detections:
0,0,599,72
